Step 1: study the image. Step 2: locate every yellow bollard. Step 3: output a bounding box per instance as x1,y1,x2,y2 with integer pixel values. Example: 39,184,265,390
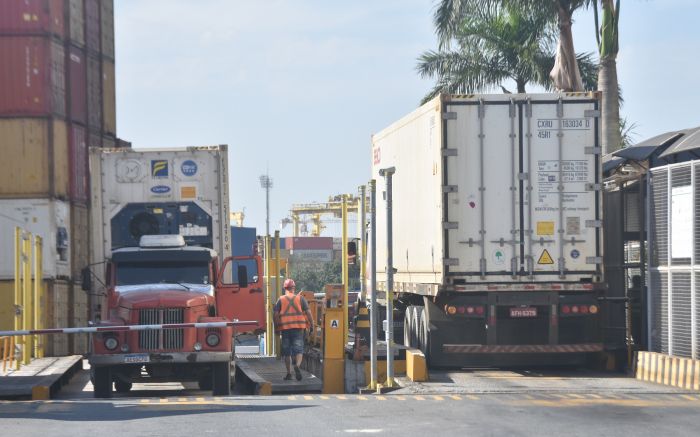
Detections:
34,236,43,358
14,227,22,370
23,232,33,365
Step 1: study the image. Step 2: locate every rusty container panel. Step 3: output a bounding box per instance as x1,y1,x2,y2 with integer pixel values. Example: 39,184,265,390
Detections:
0,0,65,37
70,204,89,280
67,45,86,123
100,0,114,59
88,130,101,148
69,123,88,203
67,0,84,47
86,54,101,130
84,0,100,54
0,36,66,116
69,279,89,354
102,58,115,134
46,279,71,356
0,118,69,197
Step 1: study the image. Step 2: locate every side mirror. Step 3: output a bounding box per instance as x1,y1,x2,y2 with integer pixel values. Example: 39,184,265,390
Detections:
237,265,248,288
81,267,92,292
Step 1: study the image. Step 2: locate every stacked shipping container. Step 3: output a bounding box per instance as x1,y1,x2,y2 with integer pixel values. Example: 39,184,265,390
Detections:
0,0,116,355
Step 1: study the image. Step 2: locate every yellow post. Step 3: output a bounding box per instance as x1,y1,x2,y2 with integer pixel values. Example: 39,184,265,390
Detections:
341,195,349,346
275,231,282,358
23,232,33,364
34,235,43,358
264,236,273,356
14,228,22,333
322,306,346,394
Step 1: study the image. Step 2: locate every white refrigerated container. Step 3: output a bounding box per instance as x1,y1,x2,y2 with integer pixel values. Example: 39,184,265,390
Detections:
0,198,71,279
89,146,231,267
371,93,602,293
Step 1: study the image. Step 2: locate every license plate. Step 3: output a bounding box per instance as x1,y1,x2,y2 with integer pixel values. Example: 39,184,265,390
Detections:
124,354,150,364
510,307,537,318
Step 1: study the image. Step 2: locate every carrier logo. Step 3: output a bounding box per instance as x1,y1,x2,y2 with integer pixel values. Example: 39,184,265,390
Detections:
150,185,171,194
181,160,198,176
151,160,169,178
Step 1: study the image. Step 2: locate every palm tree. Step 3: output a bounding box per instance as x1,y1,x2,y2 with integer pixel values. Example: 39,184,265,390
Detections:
417,5,597,102
433,0,594,91
595,0,622,154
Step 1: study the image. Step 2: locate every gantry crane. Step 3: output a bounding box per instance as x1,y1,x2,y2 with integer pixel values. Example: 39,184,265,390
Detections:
282,195,364,237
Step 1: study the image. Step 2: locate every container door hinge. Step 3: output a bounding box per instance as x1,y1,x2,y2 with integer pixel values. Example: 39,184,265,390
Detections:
443,222,459,230
443,185,458,193
585,147,602,155
584,109,601,118
585,183,602,192
443,258,460,266
443,112,457,120
586,257,603,265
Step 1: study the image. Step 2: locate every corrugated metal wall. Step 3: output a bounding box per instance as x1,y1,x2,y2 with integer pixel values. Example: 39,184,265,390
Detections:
649,162,700,359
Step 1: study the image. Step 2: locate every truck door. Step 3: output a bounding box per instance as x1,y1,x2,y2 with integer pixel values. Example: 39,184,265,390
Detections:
216,256,265,333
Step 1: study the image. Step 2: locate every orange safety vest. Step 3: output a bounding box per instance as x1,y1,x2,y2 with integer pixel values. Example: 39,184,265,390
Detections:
277,294,308,331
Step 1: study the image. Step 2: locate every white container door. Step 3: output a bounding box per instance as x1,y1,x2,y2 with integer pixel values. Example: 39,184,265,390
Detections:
445,96,601,282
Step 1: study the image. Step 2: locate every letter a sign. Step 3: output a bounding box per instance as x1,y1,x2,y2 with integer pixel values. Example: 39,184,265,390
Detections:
330,319,339,329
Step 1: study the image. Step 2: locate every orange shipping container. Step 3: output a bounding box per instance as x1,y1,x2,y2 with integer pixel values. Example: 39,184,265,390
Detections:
0,118,69,198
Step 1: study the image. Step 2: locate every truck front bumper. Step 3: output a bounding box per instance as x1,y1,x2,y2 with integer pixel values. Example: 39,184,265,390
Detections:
89,351,232,367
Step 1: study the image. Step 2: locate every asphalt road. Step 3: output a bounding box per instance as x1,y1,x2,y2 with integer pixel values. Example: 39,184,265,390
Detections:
1,366,699,436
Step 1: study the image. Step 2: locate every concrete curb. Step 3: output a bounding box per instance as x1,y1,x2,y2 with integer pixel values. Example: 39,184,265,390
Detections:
635,351,700,390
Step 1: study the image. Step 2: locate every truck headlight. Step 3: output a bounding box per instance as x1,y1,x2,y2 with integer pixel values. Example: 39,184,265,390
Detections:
206,333,220,347
104,337,119,351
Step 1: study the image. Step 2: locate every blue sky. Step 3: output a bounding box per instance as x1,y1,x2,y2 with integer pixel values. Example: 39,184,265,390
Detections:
114,0,700,237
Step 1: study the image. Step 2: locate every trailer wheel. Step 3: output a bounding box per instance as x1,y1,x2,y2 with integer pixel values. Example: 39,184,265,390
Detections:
413,307,423,350
93,366,113,398
212,362,231,396
418,307,429,358
403,307,414,347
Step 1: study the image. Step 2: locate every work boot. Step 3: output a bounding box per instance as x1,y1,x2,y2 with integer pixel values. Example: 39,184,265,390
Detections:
294,365,302,381
284,373,293,381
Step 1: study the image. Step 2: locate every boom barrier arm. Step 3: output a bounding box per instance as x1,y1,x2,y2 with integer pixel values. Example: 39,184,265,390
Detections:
0,320,259,337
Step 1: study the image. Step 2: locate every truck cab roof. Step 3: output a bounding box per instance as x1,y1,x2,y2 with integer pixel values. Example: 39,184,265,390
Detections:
111,245,217,263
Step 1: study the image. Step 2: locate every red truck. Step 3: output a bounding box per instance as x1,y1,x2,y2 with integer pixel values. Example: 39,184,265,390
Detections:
88,235,263,398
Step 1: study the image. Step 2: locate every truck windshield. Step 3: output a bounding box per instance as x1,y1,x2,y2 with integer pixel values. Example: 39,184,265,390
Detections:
116,262,210,286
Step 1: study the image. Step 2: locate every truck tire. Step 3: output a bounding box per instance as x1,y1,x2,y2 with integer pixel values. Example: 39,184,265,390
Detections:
403,307,414,347
418,307,429,358
114,378,133,393
212,362,231,396
93,366,113,398
413,306,423,350
198,372,213,390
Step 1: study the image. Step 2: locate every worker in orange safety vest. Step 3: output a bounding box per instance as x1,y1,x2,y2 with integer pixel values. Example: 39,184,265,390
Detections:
273,278,314,381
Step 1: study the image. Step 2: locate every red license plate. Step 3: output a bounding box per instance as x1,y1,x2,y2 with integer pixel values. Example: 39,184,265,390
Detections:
510,307,537,318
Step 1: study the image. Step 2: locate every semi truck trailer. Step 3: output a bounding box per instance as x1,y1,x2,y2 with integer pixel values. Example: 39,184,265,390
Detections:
370,93,604,367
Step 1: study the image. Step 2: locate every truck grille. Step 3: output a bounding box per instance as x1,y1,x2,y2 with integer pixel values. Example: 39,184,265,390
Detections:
138,308,185,351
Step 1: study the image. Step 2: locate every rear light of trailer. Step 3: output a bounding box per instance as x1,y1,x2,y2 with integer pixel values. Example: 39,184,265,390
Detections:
560,304,598,316
446,305,485,317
